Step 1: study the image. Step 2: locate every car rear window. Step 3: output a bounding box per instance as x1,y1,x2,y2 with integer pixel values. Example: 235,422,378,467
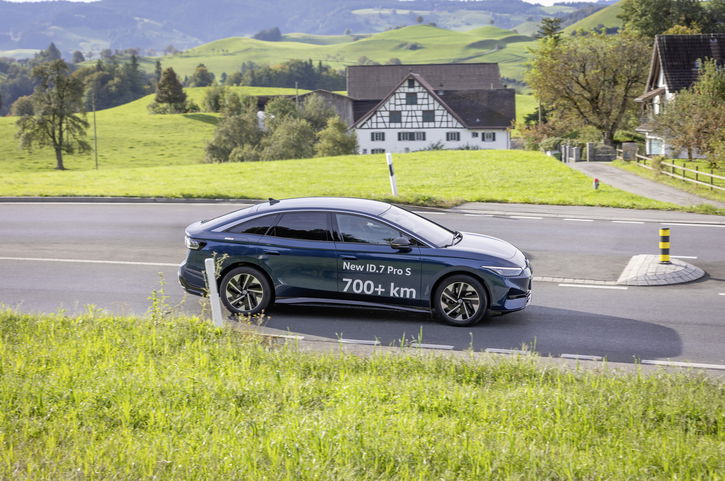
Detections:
269,212,331,242
226,214,278,235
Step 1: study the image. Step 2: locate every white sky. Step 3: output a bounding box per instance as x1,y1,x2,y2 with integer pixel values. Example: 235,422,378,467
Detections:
5,0,606,3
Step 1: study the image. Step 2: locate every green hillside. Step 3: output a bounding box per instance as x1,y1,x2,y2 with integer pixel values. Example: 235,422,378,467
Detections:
144,25,537,83
563,1,624,34
0,86,304,173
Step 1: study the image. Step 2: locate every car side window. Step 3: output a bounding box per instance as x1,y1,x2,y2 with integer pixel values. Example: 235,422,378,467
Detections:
336,214,401,245
226,214,278,235
269,212,331,242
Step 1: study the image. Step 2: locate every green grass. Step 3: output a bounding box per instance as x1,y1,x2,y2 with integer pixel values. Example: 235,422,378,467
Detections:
1,308,722,480
563,0,624,34
515,94,537,125
142,25,537,83
0,86,306,173
0,148,681,210
614,159,725,205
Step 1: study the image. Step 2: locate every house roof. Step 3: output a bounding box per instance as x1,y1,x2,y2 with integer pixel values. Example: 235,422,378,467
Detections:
347,63,503,100
646,34,725,93
352,72,515,130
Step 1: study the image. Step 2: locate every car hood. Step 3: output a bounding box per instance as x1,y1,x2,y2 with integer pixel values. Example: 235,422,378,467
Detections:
446,232,525,265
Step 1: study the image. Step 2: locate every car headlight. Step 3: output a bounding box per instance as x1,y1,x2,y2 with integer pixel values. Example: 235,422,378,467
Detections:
481,265,524,277
185,236,205,250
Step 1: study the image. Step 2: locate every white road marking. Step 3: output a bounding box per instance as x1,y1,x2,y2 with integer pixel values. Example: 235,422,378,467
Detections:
612,220,645,224
265,334,305,341
339,339,381,346
642,360,725,371
484,348,531,355
0,256,178,267
464,213,493,217
558,283,628,290
561,353,603,361
719,293,725,296
563,218,594,222
661,222,725,228
671,255,698,259
410,342,454,350
413,211,445,215
509,215,543,220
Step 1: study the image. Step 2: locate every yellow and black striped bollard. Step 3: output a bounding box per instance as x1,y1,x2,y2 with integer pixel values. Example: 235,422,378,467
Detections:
659,227,671,264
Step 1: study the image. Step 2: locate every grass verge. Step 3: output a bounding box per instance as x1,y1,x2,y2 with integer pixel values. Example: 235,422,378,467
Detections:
0,150,687,210
613,159,725,205
1,308,722,480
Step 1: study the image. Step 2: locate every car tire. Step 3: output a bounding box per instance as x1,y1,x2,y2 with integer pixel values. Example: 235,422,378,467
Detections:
219,266,272,316
433,274,488,326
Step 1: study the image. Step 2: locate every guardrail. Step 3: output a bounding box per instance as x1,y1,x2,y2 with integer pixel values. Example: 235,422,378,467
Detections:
615,150,725,192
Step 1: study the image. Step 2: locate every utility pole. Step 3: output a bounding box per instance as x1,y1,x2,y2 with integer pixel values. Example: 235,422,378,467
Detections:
92,87,99,170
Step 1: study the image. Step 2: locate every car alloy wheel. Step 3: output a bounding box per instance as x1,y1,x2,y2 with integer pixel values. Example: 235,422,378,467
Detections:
434,275,488,326
220,266,272,316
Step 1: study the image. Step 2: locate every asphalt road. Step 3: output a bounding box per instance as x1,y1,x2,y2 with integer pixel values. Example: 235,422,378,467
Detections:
1,202,723,366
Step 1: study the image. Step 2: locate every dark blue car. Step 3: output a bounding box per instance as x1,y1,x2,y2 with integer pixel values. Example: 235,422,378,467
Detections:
179,197,531,326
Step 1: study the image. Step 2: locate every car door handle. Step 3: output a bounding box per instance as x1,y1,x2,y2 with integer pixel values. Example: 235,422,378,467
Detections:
264,250,280,255
341,255,357,260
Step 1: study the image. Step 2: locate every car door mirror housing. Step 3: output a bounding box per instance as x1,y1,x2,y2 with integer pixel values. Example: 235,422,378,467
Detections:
391,237,412,251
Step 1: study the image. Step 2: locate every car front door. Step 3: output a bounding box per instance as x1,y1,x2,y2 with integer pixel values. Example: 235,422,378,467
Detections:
334,213,422,306
258,211,338,299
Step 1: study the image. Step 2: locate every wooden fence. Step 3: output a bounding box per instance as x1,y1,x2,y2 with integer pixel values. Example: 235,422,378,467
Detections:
616,150,725,192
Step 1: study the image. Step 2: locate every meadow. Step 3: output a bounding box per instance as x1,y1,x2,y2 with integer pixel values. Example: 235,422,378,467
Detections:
140,25,537,83
1,309,722,480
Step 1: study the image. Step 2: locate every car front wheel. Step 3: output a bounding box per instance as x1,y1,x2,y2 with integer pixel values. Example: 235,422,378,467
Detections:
220,266,272,316
433,275,488,326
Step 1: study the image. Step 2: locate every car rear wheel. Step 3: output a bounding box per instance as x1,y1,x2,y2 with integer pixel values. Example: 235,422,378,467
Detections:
220,266,272,316
434,275,488,326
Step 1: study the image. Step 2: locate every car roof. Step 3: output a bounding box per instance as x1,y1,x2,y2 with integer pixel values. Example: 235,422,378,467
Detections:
255,197,392,216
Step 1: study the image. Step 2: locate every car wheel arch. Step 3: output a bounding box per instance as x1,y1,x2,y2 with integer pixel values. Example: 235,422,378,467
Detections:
429,270,491,311
217,261,276,302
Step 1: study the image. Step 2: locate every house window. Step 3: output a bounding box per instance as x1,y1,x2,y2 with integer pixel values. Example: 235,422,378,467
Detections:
371,132,385,141
407,79,415,88
405,93,417,105
389,111,402,124
371,148,386,154
482,132,496,142
472,132,479,138
422,110,435,123
398,132,426,141
446,132,460,141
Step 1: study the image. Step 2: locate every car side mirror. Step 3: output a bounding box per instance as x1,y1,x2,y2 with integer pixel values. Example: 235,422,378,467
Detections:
391,237,412,251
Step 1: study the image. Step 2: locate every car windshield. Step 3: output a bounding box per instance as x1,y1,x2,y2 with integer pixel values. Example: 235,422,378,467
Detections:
380,205,454,247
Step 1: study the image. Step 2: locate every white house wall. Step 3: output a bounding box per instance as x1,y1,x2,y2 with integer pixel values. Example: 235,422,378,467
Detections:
355,78,509,153
357,128,509,154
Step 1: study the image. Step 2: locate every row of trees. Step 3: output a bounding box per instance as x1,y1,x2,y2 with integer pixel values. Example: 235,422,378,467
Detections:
224,59,345,91
205,94,357,163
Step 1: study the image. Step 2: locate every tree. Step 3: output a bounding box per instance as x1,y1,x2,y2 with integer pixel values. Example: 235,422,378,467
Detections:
526,33,650,145
16,60,90,170
263,96,299,131
299,95,336,132
315,117,357,157
252,27,282,41
189,63,215,87
154,67,186,112
618,0,722,37
72,50,85,64
10,95,34,116
652,60,725,164
205,110,263,163
536,17,562,41
260,117,315,161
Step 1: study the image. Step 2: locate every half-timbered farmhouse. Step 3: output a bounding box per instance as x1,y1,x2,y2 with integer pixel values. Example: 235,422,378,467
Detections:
347,63,515,154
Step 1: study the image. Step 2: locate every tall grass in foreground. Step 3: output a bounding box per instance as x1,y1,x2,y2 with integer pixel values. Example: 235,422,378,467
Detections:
1,309,722,480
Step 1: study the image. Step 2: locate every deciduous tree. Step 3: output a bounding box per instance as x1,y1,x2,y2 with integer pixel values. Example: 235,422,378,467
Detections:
16,60,89,170
526,33,650,145
315,117,357,157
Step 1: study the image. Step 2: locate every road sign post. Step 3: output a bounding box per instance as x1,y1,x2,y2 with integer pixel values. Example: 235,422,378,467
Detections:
204,257,224,327
386,153,398,197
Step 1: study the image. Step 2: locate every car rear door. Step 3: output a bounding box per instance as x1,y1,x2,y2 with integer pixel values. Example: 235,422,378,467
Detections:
333,213,422,306
258,211,338,299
